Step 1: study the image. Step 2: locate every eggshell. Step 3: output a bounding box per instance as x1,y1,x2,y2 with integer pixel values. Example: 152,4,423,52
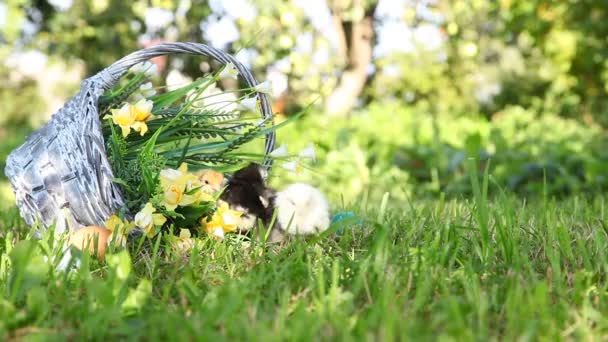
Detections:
69,226,111,259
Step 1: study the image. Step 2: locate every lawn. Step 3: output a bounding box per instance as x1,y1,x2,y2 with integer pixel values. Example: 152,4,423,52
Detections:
1,104,606,341
1,183,608,340
4,1,608,340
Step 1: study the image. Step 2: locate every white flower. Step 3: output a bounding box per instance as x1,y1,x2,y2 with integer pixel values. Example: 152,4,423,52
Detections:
200,82,218,96
189,83,238,112
130,61,158,78
282,159,303,174
269,144,288,158
238,97,258,112
145,63,158,78
130,62,147,74
253,80,272,94
139,82,156,98
134,203,167,238
160,168,183,182
299,144,316,162
166,69,192,91
212,227,225,240
134,210,153,232
219,62,239,79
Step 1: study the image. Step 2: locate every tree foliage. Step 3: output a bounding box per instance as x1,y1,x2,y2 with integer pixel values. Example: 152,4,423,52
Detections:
2,1,608,124
368,1,608,126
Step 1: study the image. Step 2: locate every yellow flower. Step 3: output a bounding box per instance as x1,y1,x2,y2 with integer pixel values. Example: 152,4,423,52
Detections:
105,103,136,137
104,215,135,247
160,163,213,210
180,173,203,206
202,201,243,239
131,121,149,136
168,229,203,254
160,163,187,184
162,184,185,211
159,164,188,211
105,215,128,232
176,229,195,251
134,203,167,238
182,177,214,205
130,99,153,136
104,99,154,137
131,98,153,121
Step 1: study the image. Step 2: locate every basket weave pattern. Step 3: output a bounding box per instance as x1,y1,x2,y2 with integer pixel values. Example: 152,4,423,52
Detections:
5,42,275,235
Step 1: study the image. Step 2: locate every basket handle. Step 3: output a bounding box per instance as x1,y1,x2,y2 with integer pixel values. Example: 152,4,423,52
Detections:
98,42,276,171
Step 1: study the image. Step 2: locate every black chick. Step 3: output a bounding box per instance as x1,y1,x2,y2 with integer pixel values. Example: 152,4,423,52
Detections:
220,163,284,240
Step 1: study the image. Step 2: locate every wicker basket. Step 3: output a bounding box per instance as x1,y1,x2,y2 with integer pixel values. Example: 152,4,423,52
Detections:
5,42,276,235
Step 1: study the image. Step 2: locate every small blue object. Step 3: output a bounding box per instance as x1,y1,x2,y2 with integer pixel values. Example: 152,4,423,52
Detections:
332,211,356,223
332,211,362,235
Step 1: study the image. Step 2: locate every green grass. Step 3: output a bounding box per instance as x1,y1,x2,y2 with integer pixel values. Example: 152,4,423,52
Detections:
2,188,608,341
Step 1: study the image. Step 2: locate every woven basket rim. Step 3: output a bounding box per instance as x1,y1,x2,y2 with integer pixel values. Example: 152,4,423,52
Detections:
4,41,277,233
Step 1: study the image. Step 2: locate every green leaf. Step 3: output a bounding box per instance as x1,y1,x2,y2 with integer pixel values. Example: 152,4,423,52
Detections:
26,286,49,321
122,279,152,315
185,185,203,196
174,202,215,228
177,130,193,167
151,77,212,109
8,240,49,301
106,250,132,282
112,178,133,191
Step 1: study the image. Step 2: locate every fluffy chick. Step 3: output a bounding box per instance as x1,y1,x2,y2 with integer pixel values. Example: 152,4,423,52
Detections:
274,183,330,235
195,169,224,193
219,163,276,234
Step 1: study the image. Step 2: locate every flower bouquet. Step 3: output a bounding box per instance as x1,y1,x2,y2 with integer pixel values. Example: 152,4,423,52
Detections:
98,59,278,243
5,43,312,252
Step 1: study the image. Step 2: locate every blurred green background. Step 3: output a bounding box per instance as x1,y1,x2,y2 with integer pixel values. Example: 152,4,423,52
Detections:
2,0,608,208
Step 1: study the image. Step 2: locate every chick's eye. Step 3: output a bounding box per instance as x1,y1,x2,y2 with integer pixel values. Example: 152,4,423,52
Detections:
204,180,209,184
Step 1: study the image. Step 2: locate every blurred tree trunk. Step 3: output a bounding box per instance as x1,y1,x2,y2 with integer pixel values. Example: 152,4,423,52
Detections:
325,0,377,117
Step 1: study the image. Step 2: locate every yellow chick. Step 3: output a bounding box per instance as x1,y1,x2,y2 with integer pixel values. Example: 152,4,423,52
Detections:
195,169,225,193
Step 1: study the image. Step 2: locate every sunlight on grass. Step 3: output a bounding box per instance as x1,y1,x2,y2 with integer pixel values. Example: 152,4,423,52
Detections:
0,181,15,210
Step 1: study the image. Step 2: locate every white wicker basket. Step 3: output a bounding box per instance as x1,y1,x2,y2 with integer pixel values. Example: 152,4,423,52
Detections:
5,42,276,235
